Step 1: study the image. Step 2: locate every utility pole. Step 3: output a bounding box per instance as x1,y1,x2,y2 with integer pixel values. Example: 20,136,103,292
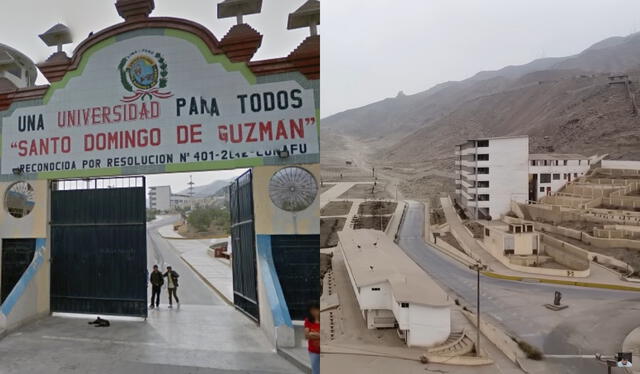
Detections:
469,261,487,357
188,175,195,208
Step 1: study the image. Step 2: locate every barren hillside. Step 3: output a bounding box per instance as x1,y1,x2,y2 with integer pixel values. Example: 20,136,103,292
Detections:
323,31,640,179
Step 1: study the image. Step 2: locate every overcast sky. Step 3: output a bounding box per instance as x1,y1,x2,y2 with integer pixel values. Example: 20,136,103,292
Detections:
4,1,640,189
0,0,310,193
321,0,640,116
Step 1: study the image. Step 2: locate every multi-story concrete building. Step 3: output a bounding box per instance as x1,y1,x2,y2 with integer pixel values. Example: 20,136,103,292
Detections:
339,229,452,347
528,154,592,200
455,135,598,220
148,185,171,211
455,136,529,220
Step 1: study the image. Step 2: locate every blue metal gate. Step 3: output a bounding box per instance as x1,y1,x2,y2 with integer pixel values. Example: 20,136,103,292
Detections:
271,235,320,320
229,170,259,321
50,177,147,317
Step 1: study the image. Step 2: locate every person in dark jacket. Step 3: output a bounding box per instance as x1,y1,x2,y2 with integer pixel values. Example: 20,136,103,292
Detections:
149,265,164,309
164,266,180,308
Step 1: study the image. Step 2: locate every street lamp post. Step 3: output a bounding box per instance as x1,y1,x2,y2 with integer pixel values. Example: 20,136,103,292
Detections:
469,261,488,357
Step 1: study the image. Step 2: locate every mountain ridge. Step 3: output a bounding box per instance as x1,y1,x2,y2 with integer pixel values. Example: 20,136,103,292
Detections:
322,31,640,165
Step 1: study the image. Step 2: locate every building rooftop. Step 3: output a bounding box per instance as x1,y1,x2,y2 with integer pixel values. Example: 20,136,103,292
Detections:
455,134,529,147
529,153,589,160
339,229,451,307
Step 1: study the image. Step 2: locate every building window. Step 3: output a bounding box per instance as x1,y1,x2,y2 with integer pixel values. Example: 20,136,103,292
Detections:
504,249,515,255
476,140,489,147
477,167,489,174
477,154,489,161
371,287,381,291
563,160,568,166
553,173,560,180
530,160,536,166
540,174,551,183
477,194,490,201
477,180,489,188
578,160,581,165
400,303,409,308
540,187,545,192
587,160,590,165
555,160,559,166
574,173,578,178
485,228,490,237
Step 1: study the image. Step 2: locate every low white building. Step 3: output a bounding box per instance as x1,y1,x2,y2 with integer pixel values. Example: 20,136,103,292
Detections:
170,193,191,209
482,221,539,257
528,153,592,200
339,229,452,347
455,135,529,220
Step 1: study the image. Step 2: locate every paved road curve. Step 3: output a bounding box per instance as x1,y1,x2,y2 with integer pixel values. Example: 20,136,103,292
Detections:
146,215,221,306
397,201,640,373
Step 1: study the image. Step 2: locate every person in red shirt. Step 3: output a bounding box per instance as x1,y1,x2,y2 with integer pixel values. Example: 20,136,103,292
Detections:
304,303,320,374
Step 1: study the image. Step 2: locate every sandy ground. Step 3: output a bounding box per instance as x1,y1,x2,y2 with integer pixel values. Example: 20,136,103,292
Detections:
321,133,455,205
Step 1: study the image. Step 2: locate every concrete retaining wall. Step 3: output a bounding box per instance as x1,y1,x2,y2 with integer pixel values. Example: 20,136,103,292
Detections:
536,222,640,251
540,237,590,273
536,224,634,273
601,161,640,170
431,233,477,266
602,196,640,210
522,202,640,225
460,309,524,366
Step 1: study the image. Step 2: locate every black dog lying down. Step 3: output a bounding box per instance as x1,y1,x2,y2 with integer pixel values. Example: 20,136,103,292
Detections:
88,317,110,327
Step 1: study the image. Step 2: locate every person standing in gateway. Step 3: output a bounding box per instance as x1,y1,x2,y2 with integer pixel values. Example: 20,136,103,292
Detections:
149,265,164,309
164,266,180,308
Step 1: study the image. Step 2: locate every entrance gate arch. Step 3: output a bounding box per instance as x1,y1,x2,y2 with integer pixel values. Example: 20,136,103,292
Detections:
0,0,319,337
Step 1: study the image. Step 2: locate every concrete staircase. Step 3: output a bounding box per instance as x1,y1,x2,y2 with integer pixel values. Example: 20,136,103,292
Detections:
426,329,475,357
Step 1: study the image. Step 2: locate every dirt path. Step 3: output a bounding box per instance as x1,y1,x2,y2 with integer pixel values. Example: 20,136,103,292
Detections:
322,133,455,204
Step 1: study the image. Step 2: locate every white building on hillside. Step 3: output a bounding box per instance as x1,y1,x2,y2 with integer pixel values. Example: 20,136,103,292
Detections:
455,135,598,220
528,153,592,200
148,186,171,211
454,136,529,220
339,229,452,347
170,194,191,209
0,43,37,91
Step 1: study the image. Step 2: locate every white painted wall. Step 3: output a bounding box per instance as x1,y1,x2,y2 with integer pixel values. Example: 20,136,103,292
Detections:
0,180,50,332
457,137,529,219
485,137,529,218
149,186,171,211
406,304,451,347
530,159,590,199
358,281,392,310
